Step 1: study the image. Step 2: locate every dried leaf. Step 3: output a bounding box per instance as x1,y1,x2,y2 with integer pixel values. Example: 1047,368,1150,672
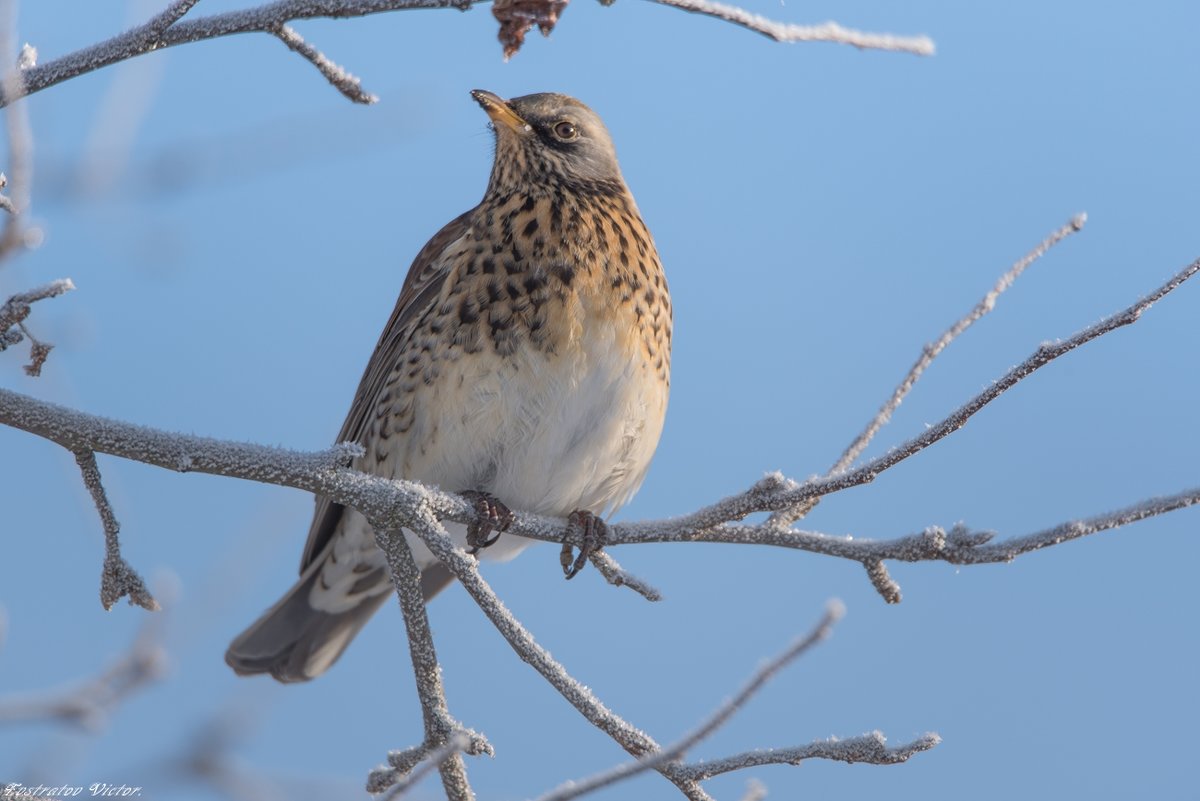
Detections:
492,0,570,58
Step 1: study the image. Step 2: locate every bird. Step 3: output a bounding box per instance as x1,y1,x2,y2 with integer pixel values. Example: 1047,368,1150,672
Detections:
225,90,672,682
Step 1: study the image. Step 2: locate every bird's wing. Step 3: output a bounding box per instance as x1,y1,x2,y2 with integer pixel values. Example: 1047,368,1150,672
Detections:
299,210,474,572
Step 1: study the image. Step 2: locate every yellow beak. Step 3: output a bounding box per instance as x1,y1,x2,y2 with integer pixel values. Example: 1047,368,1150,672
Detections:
471,89,529,133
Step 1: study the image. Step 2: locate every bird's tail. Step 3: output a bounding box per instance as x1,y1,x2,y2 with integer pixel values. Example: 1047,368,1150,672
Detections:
225,558,455,683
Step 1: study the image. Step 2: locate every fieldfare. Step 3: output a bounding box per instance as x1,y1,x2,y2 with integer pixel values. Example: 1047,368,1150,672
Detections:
226,90,671,682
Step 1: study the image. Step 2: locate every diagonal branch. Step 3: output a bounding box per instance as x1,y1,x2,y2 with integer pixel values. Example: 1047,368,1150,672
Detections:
533,601,851,801
647,0,934,55
678,730,942,781
270,23,376,103
622,254,1200,539
382,507,716,801
831,213,1087,478
770,213,1088,528
0,253,1196,611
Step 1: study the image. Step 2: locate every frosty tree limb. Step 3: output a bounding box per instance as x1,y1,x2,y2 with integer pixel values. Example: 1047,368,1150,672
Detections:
533,601,862,801
832,211,1084,472
0,0,933,108
648,0,934,55
770,213,1088,529
0,278,75,376
0,253,1197,793
74,450,160,611
366,524,490,800
678,730,943,781
269,23,376,104
1,255,1198,605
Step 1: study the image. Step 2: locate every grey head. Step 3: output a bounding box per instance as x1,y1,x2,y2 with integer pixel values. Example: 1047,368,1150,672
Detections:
471,90,626,194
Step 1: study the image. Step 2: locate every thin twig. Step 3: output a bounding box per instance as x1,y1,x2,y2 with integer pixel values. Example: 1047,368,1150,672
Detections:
270,23,376,103
588,550,662,601
533,601,851,801
648,0,934,55
678,730,942,781
73,449,160,611
0,279,74,373
836,213,1086,476
770,213,1087,527
139,0,206,42
620,254,1200,540
377,732,473,801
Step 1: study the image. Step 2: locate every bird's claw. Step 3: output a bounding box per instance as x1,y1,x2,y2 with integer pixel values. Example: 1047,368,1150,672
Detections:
561,510,607,580
461,490,515,554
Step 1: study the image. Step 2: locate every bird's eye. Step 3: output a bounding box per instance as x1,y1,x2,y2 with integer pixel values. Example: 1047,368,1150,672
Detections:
553,121,578,140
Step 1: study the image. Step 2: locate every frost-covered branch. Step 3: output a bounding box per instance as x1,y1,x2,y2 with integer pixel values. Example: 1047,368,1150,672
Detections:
648,0,934,55
831,214,1085,475
771,213,1088,529
1,254,1197,611
0,278,74,375
74,449,160,612
0,252,1196,793
533,601,861,801
269,23,376,104
366,525,491,800
677,730,942,781
2,0,934,108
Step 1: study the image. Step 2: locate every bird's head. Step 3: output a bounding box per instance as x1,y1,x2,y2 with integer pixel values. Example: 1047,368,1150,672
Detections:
471,90,625,195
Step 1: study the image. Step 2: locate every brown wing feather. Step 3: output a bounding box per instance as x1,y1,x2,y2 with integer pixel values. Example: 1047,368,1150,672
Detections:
298,210,475,572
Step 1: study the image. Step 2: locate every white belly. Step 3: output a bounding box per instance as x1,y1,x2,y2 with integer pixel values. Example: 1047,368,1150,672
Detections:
397,310,667,566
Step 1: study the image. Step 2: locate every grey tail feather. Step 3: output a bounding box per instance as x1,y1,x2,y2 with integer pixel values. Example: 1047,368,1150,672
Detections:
225,560,457,683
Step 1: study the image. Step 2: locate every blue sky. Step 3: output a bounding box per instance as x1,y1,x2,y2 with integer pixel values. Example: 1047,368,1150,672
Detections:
2,1,1198,799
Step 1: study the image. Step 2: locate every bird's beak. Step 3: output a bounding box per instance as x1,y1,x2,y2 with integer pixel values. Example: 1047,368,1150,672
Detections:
471,89,528,133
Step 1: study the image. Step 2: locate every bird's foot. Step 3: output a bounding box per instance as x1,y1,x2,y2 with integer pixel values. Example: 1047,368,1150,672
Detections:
561,510,607,580
461,490,515,554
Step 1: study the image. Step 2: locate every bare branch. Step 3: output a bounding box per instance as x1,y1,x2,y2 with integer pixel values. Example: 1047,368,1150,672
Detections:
770,214,1087,528
0,613,166,729
375,732,474,800
368,524,487,800
0,256,1196,613
588,550,662,601
617,253,1200,541
533,601,854,801
678,730,942,781
834,213,1086,476
4,0,934,107
376,509,716,801
139,0,206,42
270,23,376,104
647,0,934,55
73,449,160,612
0,279,74,374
